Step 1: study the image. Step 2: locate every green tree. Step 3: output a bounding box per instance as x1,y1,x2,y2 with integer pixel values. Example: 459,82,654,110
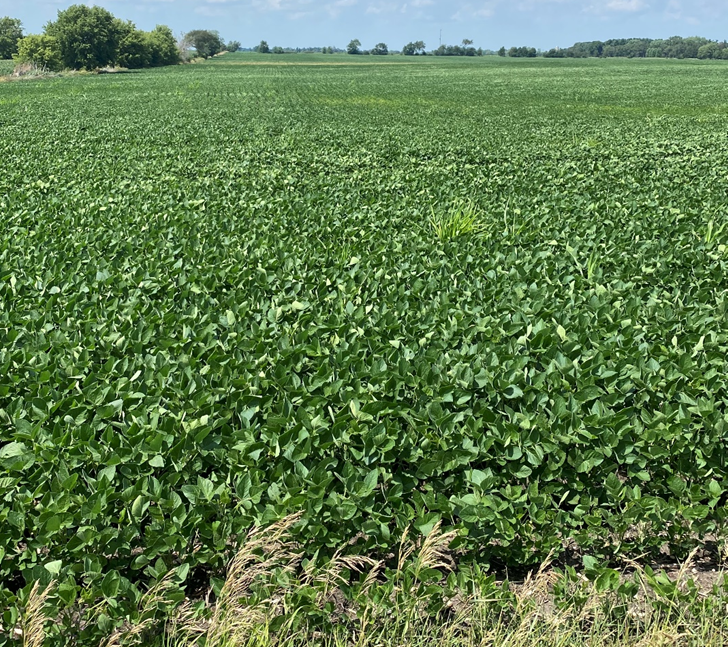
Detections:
508,46,537,58
0,17,23,60
256,40,270,54
498,46,506,57
46,5,123,70
698,42,721,59
462,38,473,46
226,40,241,52
402,40,425,55
372,42,388,56
117,29,151,69
147,25,179,66
14,34,62,70
272,46,284,54
185,29,224,58
347,39,361,55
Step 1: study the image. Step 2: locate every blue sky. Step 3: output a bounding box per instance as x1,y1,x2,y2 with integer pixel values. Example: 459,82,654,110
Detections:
1,0,726,51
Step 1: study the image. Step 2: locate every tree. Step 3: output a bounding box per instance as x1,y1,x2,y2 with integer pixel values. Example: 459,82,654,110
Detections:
147,26,179,66
402,40,425,55
226,40,241,52
508,46,537,58
272,46,284,54
117,29,151,69
46,5,123,70
698,42,721,59
0,17,23,60
462,38,473,46
256,40,270,54
498,46,506,57
372,42,388,56
185,29,224,58
347,39,361,55
14,34,62,70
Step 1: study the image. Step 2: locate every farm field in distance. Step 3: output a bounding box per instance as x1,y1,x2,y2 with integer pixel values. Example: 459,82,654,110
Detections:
2,53,728,644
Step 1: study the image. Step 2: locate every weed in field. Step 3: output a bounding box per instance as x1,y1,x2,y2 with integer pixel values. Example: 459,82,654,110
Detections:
704,219,726,244
429,201,482,241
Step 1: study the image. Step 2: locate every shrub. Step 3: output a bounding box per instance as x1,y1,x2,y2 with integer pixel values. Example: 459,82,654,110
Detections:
14,34,62,71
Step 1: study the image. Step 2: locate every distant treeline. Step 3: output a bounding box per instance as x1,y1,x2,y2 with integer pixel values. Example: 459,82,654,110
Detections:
432,44,484,57
541,36,728,60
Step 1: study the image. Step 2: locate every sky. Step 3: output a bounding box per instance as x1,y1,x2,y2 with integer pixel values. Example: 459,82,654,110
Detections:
1,0,726,51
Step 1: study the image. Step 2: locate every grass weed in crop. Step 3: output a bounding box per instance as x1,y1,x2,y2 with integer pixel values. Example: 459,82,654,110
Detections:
2,54,728,642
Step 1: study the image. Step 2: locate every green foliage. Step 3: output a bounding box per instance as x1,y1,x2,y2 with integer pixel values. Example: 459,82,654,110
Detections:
430,201,482,241
545,36,728,59
39,9,177,71
347,39,361,55
13,34,62,71
117,30,152,69
2,54,728,644
508,46,538,58
226,40,241,53
433,44,481,57
257,40,271,54
372,43,389,56
186,29,224,58
115,24,178,69
147,26,179,67
704,220,726,245
402,41,425,56
45,4,122,70
0,16,23,60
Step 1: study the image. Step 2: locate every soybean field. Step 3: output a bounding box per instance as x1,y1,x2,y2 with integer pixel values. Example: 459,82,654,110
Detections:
2,54,728,638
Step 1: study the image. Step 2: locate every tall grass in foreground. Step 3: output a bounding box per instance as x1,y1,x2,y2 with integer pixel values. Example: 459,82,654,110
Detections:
13,515,728,647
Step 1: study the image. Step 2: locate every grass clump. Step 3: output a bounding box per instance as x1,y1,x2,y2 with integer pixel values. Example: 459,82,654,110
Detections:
429,200,482,241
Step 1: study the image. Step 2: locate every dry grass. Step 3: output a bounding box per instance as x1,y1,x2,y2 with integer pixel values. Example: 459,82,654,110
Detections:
13,519,728,647
103,572,180,647
19,581,55,647
168,513,305,647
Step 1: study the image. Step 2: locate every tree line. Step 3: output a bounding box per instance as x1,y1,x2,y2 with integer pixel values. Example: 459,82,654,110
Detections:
0,7,242,72
542,36,728,59
6,15,728,67
344,39,487,56
343,35,728,59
